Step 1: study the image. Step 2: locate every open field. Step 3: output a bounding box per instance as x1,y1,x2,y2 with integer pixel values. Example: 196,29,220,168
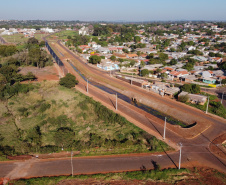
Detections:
19,66,59,82
0,81,171,158
52,30,79,40
1,32,49,44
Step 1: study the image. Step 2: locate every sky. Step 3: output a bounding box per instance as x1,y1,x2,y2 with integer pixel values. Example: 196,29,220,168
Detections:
1,0,226,21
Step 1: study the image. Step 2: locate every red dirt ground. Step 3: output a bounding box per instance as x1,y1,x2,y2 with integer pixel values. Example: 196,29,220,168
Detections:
19,66,59,82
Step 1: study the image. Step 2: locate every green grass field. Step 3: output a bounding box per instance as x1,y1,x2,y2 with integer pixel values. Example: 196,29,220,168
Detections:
2,32,49,44
53,30,79,40
0,81,171,157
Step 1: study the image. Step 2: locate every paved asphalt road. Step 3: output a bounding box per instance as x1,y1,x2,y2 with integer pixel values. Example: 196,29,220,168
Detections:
1,40,225,180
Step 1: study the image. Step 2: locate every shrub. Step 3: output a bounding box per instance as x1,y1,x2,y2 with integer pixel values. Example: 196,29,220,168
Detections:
59,73,78,88
178,95,189,103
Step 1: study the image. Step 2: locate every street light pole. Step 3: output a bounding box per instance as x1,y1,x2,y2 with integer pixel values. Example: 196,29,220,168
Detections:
179,144,182,169
206,96,209,114
116,93,117,110
71,151,73,177
221,92,224,104
163,117,166,140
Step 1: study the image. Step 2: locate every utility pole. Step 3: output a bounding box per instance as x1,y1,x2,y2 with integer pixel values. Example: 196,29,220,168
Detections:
163,117,166,140
87,79,88,93
71,151,73,177
116,93,117,110
206,96,209,114
221,92,224,104
179,144,182,169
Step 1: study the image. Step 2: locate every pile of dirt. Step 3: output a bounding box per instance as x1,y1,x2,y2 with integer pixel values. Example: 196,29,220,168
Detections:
35,151,80,159
7,155,32,160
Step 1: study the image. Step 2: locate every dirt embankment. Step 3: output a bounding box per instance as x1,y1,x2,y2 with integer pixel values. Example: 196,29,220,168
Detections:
209,133,226,159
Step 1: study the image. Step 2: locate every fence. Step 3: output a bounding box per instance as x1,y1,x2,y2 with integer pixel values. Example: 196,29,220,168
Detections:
45,41,68,76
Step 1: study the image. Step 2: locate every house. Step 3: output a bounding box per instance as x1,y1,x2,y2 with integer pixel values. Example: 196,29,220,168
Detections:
211,57,223,63
78,45,91,52
192,56,207,62
186,46,196,51
81,54,90,60
178,91,207,105
126,54,138,59
202,71,212,78
97,60,120,71
164,67,174,71
79,26,89,35
164,87,180,97
202,77,216,84
180,75,198,82
169,71,189,79
98,47,110,54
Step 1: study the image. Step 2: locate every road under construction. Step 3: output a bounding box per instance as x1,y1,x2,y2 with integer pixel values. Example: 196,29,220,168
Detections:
0,38,225,182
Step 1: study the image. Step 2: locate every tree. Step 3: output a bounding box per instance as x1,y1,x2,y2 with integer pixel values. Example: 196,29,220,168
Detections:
209,52,215,57
180,84,200,94
221,79,226,84
27,126,42,152
122,48,129,53
0,45,17,57
159,53,168,61
28,46,41,67
59,73,79,88
155,68,162,74
110,55,116,62
161,73,168,79
170,48,175,52
27,37,39,45
141,69,149,77
134,36,141,43
218,62,226,70
39,41,45,47
187,50,203,56
169,59,177,65
191,84,200,94
149,53,154,59
54,127,75,149
88,55,101,64
129,60,136,67
183,62,194,71
140,61,145,68
178,95,189,103
24,72,37,81
0,74,7,91
180,84,191,93
76,47,83,53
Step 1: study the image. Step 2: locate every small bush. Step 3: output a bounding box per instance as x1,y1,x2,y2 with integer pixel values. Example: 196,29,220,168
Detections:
59,73,78,88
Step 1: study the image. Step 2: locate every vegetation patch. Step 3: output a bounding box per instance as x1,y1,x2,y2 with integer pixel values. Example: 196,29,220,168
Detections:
9,168,190,185
0,81,171,159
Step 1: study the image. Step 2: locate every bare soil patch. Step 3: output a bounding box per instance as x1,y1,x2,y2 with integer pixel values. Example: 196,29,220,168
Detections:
19,66,59,82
